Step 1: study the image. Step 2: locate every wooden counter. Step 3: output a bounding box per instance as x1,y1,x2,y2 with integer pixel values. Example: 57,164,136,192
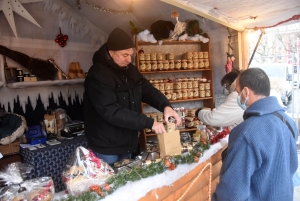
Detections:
139,145,226,201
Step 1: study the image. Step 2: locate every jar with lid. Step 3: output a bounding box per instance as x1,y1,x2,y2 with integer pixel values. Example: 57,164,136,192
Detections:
187,90,194,99
169,60,175,70
153,83,160,90
205,89,211,97
205,82,210,90
163,60,169,70
139,53,145,61
157,61,163,70
140,62,146,72
203,52,209,58
169,82,174,90
150,52,157,60
165,91,172,100
182,90,188,99
157,53,163,60
193,90,199,98
175,60,181,70
171,92,177,101
199,90,205,97
181,60,187,69
204,59,210,68
145,61,152,71
187,60,193,69
193,59,199,69
167,53,174,60
199,59,205,68
199,83,205,90
186,52,193,59
193,52,199,59
198,52,204,59
159,83,165,91
193,80,199,88
176,90,182,100
144,53,150,61
173,82,181,90
187,81,193,89
164,83,171,90
181,82,187,89
151,61,157,71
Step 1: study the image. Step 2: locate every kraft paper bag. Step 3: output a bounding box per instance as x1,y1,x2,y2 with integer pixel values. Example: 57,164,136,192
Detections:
157,129,181,158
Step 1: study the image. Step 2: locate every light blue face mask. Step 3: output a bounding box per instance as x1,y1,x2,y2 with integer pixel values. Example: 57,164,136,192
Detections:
237,88,248,110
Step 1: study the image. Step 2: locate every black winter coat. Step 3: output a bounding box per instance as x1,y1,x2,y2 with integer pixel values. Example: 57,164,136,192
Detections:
84,44,171,155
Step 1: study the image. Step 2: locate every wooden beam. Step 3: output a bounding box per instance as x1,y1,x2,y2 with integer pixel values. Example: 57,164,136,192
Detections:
161,0,245,31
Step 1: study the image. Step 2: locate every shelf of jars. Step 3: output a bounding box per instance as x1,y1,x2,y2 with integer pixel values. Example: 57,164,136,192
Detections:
5,78,85,89
140,68,212,74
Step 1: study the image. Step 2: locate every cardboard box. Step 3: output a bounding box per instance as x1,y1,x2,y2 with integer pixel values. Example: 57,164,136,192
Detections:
24,76,37,82
0,139,20,156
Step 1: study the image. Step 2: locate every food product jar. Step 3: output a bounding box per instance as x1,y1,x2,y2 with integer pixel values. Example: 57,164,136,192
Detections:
186,52,193,59
187,81,193,89
167,53,174,60
175,60,181,70
164,83,171,90
169,60,175,70
139,63,146,72
171,93,177,101
205,89,211,97
181,60,187,69
145,53,151,60
157,53,163,60
193,52,199,59
204,59,209,68
187,90,194,99
165,91,172,100
139,53,145,60
187,60,193,69
150,52,157,60
173,82,182,90
182,90,188,99
200,90,205,97
198,52,204,59
181,82,187,89
145,61,152,71
193,80,199,88
193,60,199,69
153,83,160,90
163,60,169,70
159,83,165,91
203,51,209,58
205,82,210,90
193,90,199,98
199,83,205,90
157,61,163,70
176,91,182,100
151,61,157,71
199,59,204,68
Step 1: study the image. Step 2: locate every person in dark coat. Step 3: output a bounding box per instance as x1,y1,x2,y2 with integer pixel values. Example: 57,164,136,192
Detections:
84,27,181,164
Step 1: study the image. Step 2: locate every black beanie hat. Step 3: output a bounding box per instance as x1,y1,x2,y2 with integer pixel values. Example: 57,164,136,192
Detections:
106,27,135,51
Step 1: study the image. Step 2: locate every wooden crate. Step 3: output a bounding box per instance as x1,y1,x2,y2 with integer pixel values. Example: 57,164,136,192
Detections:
0,139,20,156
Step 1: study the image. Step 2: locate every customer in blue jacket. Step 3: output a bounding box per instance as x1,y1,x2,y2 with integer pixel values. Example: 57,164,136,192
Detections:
213,68,298,201
84,27,181,165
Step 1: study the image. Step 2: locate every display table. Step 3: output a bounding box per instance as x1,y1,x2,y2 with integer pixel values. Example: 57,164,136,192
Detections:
20,135,88,192
53,137,228,201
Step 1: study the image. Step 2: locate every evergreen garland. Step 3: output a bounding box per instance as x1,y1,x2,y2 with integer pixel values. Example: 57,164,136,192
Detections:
55,136,227,201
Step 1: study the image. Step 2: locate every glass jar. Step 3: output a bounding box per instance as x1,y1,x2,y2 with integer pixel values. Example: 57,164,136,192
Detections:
145,53,151,60
139,62,146,72
199,90,205,97
198,52,203,59
150,52,157,60
181,82,187,89
199,59,205,68
193,90,199,98
187,81,193,89
205,82,210,90
175,60,181,70
182,90,188,99
181,60,187,69
174,82,182,90
163,60,169,70
146,61,152,71
193,52,199,59
139,53,145,61
157,53,163,60
151,61,157,71
159,83,165,91
169,60,175,70
203,51,209,58
187,90,194,99
205,89,211,97
199,83,205,90
186,52,193,59
187,60,193,69
171,93,177,101
157,61,163,70
176,90,182,100
164,83,171,90
204,59,210,68
193,59,199,69
193,80,199,88
168,53,174,60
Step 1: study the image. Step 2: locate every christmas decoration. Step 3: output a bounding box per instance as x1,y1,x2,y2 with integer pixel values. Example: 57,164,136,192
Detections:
43,0,106,44
55,27,68,47
78,0,135,15
169,10,189,41
130,20,143,35
0,45,57,80
0,0,42,38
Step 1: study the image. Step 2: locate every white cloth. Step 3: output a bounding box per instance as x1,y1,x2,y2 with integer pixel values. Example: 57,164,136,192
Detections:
198,91,244,130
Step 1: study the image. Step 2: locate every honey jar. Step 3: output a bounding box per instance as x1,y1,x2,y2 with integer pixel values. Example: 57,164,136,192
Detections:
186,52,193,59
175,60,181,70
169,60,175,70
199,59,205,68
139,63,146,72
167,53,174,60
164,83,171,90
193,60,199,69
181,82,187,89
171,93,177,101
139,53,145,60
187,81,193,89
193,80,199,88
150,52,157,60
153,83,160,90
182,90,188,99
159,83,165,91
163,60,169,70
151,61,157,71
157,53,163,60
204,59,210,68
157,61,163,70
198,52,204,59
181,60,187,69
176,91,182,100
199,83,205,90
165,91,172,100
199,90,205,97
205,82,210,90
203,51,208,58
187,60,193,69
145,53,151,60
193,90,199,98
187,90,194,99
145,61,151,71
173,82,182,90
193,52,199,59
157,113,164,122
205,89,211,97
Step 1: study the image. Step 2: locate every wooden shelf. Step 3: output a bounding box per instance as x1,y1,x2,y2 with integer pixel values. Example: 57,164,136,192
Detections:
137,40,203,46
143,97,213,106
6,78,85,89
140,68,211,74
145,127,197,136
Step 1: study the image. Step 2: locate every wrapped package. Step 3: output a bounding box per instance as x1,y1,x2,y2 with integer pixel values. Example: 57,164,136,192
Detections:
0,177,54,201
62,146,114,195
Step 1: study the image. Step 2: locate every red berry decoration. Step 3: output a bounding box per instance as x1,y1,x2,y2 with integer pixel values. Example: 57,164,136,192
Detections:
55,27,68,47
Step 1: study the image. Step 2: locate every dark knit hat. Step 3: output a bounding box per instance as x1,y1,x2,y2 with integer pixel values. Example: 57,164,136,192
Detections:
106,28,135,51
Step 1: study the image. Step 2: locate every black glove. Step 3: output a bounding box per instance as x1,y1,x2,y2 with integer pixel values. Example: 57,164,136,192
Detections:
195,108,202,117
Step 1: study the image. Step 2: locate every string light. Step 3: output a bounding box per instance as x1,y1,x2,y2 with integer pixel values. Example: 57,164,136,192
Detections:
79,0,135,15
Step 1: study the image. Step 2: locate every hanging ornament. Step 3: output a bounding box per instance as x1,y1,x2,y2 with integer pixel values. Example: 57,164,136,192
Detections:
54,27,68,47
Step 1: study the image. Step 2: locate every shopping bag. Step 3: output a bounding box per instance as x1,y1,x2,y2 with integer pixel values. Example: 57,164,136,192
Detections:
157,124,181,158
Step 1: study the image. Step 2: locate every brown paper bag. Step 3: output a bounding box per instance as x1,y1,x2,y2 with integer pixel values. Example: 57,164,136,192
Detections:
157,130,181,158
